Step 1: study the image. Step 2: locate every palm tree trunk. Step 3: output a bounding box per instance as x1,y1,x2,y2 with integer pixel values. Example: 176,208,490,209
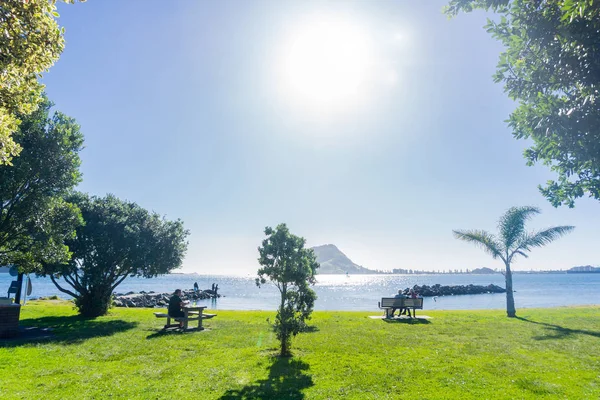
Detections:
504,261,516,318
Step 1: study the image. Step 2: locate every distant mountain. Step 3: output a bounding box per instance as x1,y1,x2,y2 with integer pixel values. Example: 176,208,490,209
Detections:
470,267,497,274
311,244,377,274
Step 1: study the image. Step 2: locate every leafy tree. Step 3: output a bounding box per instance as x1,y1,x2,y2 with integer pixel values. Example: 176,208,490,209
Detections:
42,193,189,318
256,224,319,356
0,97,84,272
446,0,600,207
453,206,574,317
0,0,83,164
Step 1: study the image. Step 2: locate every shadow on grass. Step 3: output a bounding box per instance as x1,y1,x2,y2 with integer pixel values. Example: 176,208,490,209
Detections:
146,329,182,340
301,325,320,333
516,317,600,340
219,357,313,400
383,318,431,325
0,315,137,347
145,326,207,339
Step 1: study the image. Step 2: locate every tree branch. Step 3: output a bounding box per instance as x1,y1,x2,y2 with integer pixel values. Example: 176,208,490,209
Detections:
62,271,85,294
110,271,130,293
49,274,79,298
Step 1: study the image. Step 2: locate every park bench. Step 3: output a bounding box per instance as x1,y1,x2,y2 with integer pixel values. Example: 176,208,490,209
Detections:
378,297,423,318
153,311,217,330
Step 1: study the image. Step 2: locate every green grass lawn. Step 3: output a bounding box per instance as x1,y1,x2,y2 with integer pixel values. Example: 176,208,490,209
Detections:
1,301,599,399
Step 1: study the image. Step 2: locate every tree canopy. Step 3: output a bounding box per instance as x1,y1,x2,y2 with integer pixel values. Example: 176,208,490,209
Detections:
257,223,319,356
446,0,600,207
0,0,83,164
42,193,189,317
453,206,574,317
0,97,84,272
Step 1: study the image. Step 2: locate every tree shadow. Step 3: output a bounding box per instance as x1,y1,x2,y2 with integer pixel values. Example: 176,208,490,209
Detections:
145,326,207,340
0,315,137,347
219,357,314,400
300,325,319,333
516,317,600,340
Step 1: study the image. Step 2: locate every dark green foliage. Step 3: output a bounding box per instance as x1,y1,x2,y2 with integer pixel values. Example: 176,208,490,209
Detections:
257,223,319,356
446,0,600,207
454,206,574,317
0,98,84,272
42,193,189,318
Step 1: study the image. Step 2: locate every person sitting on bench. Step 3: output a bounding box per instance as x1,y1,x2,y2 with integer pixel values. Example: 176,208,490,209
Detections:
391,290,405,317
168,289,185,328
401,288,418,317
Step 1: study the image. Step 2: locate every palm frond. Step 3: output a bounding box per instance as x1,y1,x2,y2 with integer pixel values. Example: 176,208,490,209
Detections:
453,229,504,260
514,250,528,258
498,206,540,251
511,225,575,260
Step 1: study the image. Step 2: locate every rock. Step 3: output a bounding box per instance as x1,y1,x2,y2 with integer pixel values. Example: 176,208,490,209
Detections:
112,288,222,308
405,284,506,297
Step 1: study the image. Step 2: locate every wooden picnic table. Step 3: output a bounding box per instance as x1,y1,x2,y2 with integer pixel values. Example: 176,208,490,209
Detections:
153,304,217,331
181,305,207,330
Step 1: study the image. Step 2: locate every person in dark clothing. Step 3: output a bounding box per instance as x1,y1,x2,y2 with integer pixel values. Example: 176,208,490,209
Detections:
403,288,419,318
193,282,199,293
391,289,405,317
168,289,185,327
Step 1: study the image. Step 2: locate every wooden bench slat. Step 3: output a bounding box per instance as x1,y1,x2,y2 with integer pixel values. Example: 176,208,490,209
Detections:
379,297,423,309
378,297,424,318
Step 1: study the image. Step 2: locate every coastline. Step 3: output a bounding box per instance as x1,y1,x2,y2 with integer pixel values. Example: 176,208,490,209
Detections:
4,272,600,312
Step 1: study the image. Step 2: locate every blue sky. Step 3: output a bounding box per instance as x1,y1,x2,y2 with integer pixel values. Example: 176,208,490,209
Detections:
44,0,599,274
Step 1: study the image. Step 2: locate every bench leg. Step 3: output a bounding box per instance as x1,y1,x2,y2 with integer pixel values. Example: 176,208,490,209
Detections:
183,310,189,330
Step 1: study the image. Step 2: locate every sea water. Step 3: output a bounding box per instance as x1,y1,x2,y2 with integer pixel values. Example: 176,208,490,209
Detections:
1,273,599,311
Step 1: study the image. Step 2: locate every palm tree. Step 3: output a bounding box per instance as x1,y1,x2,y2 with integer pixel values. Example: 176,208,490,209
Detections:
453,206,574,318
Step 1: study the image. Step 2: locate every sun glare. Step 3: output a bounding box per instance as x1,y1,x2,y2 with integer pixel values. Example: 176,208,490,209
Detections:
281,16,372,108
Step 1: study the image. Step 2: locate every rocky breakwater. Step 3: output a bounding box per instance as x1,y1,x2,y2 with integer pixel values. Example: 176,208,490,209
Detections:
113,289,220,308
402,284,506,297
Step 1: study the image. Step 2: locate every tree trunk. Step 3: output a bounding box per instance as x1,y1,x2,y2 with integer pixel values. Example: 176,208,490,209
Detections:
75,286,112,318
280,328,288,357
504,262,516,318
278,284,290,356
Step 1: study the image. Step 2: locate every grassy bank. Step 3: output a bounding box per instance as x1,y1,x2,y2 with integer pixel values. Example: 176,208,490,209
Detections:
1,302,599,399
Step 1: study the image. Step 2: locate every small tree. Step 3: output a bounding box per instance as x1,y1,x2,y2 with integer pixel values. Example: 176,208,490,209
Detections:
42,193,189,318
453,206,574,317
256,224,319,356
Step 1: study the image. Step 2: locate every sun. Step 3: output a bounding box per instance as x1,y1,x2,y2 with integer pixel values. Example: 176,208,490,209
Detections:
281,16,371,108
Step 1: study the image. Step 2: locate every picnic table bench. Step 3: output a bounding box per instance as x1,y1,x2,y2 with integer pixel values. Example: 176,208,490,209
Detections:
378,297,423,318
154,305,217,331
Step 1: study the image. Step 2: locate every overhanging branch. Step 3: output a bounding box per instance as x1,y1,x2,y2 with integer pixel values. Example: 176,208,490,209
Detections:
110,271,131,293
49,275,79,298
